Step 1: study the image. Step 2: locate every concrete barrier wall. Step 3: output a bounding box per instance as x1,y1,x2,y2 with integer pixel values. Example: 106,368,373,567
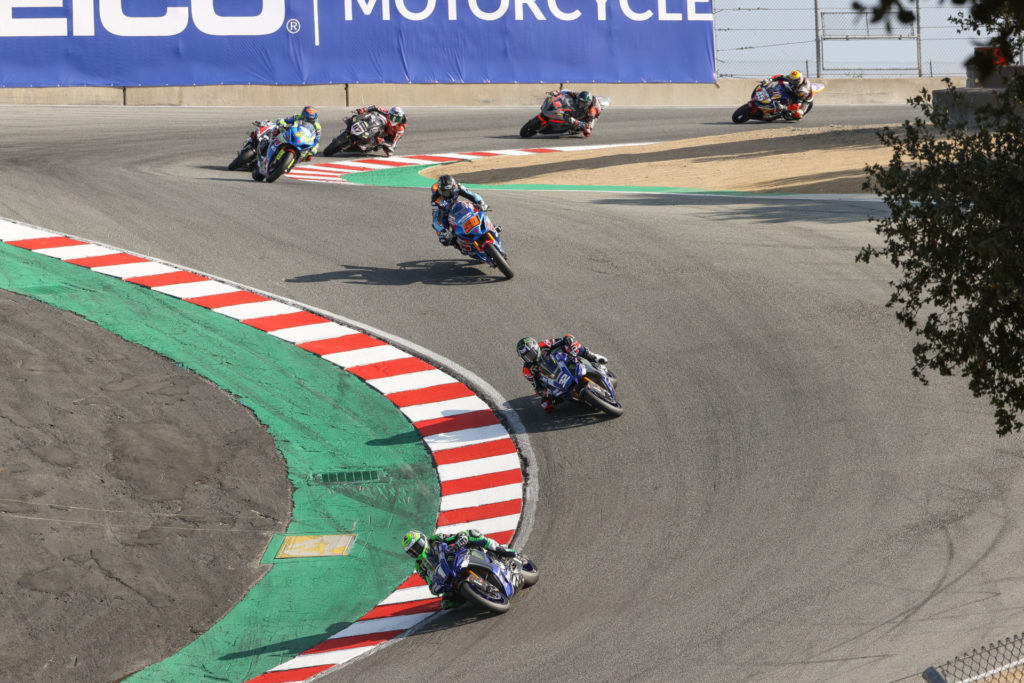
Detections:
0,78,962,108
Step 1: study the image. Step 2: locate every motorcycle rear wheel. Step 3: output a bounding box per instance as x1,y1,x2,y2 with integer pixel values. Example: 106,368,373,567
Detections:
265,149,296,183
484,243,513,279
460,572,511,614
582,386,624,417
520,117,542,138
731,106,752,124
228,147,256,171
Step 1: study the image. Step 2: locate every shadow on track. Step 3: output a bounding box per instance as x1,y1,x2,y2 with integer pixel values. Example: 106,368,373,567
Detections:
593,194,887,223
285,260,509,286
503,395,616,433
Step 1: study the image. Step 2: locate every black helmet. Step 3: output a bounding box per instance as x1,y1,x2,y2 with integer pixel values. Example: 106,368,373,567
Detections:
577,91,594,110
437,174,458,200
517,337,541,364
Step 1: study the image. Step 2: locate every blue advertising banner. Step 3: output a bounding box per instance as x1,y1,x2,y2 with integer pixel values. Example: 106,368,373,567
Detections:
0,0,716,86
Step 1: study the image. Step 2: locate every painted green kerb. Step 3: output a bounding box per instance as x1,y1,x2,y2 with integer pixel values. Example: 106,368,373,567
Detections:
0,242,440,682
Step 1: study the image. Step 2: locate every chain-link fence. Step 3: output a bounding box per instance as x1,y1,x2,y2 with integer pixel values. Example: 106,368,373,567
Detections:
714,0,994,78
921,632,1024,683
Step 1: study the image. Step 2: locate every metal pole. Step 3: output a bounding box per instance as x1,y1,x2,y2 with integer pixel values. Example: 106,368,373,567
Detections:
813,0,822,77
916,0,923,76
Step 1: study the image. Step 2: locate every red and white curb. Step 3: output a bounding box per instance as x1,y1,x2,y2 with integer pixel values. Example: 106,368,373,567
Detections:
0,217,529,683
286,143,649,184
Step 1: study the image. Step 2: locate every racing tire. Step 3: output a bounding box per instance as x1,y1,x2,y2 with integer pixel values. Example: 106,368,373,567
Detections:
323,137,345,157
518,555,539,587
731,106,752,124
802,101,814,117
228,147,256,171
520,117,542,138
265,149,295,183
582,386,624,418
484,243,514,279
460,572,511,614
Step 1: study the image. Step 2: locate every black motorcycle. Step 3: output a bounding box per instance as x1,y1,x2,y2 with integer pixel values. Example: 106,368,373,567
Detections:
322,110,389,156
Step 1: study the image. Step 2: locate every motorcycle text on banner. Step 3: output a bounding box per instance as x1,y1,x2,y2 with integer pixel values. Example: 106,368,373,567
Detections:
252,121,317,183
228,120,275,171
520,94,611,138
431,542,539,614
445,199,513,279
323,111,388,157
731,82,824,124
536,349,623,417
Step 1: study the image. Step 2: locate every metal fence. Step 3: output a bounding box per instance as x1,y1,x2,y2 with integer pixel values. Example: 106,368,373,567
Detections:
921,632,1024,683
714,0,992,78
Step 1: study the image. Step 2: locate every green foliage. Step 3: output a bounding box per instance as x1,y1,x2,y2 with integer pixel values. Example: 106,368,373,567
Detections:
857,76,1024,434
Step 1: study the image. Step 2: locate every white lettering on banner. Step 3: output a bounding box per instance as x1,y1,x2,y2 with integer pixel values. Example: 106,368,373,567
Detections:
191,0,285,36
547,0,578,20
594,0,606,21
346,0,390,20
396,0,434,20
515,0,544,20
618,0,650,21
71,0,93,34
687,0,711,20
99,0,188,37
446,0,456,19
657,0,679,21
0,0,64,36
468,0,507,21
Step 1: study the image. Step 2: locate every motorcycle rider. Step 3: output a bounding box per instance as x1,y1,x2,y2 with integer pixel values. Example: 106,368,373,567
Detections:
274,105,322,159
403,529,516,609
349,104,407,156
545,89,601,136
517,335,609,412
431,174,488,247
759,70,812,119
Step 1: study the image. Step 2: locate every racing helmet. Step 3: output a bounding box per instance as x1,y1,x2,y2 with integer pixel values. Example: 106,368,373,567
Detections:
437,174,458,200
388,106,405,126
786,70,806,89
403,530,427,560
517,337,541,364
301,106,318,123
576,91,595,111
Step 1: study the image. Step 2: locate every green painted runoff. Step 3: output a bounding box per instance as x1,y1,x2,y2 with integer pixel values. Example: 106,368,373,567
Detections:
0,241,439,681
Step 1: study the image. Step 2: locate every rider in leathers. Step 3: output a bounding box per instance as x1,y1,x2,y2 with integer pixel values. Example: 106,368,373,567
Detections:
403,529,516,609
431,174,488,248
545,89,601,136
517,335,609,412
760,70,812,118
348,104,407,155
275,106,322,159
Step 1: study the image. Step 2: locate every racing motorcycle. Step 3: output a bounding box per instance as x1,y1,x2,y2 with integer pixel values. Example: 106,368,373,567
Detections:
322,110,389,156
520,92,610,138
251,121,317,183
444,199,513,279
535,349,623,417
430,541,539,615
227,120,275,171
731,81,824,123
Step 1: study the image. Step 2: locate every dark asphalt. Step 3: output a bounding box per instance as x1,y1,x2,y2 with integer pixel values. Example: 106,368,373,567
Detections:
2,102,1022,682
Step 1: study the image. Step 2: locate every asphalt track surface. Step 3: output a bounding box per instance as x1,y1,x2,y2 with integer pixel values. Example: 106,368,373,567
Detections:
3,103,1024,682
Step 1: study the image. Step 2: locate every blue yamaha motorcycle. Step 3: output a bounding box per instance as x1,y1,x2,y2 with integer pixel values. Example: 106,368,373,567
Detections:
252,121,317,183
431,542,539,614
536,350,623,417
446,199,513,279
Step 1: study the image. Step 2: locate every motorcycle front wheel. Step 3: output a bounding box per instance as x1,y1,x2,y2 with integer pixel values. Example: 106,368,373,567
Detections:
228,146,256,170
731,105,752,124
323,136,346,157
484,243,513,279
518,555,539,587
459,572,511,614
582,385,624,417
265,149,296,183
520,117,542,138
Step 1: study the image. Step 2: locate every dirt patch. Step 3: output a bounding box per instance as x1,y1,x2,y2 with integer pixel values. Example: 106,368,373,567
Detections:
424,124,894,194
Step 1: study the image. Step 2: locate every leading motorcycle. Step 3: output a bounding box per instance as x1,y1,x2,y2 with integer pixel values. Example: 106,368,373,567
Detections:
731,81,824,123
322,110,389,156
444,199,513,279
251,121,317,183
520,92,609,138
535,349,622,417
227,120,275,171
430,542,539,615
